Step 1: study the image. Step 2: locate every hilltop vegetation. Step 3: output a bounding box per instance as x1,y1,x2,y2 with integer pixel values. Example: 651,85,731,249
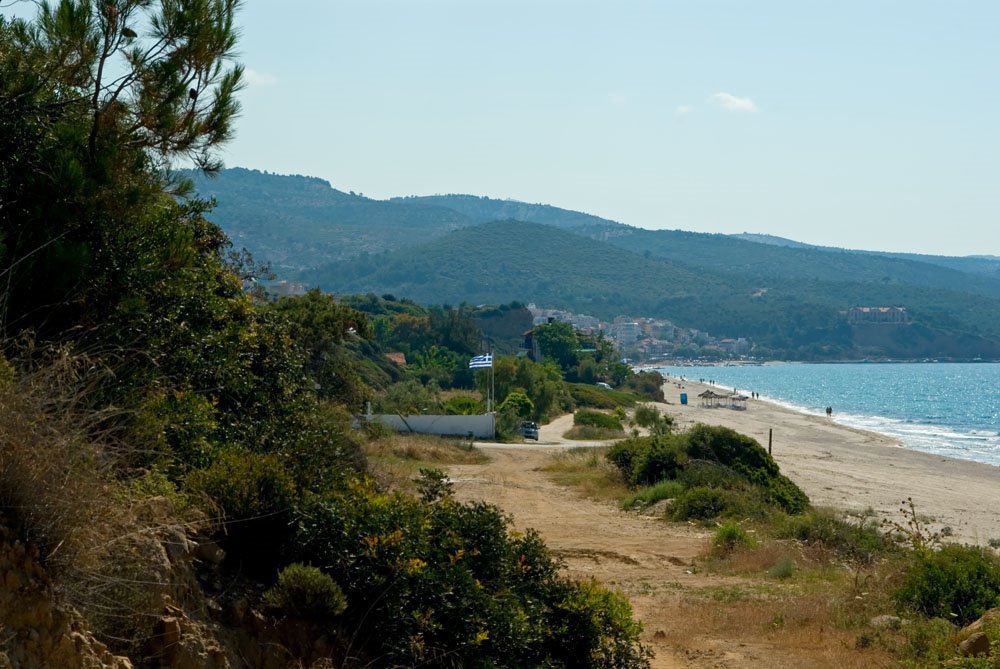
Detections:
308,220,1000,360
191,169,1000,360
187,168,471,271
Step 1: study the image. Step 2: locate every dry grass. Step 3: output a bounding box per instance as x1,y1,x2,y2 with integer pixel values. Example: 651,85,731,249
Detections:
0,348,176,654
672,533,933,666
659,591,899,668
365,433,489,491
561,425,625,441
541,447,631,502
536,449,916,666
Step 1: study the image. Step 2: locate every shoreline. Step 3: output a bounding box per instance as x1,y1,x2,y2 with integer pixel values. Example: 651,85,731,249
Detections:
653,377,1000,546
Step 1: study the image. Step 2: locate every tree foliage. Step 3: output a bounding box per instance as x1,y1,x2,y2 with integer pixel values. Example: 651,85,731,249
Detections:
0,6,652,664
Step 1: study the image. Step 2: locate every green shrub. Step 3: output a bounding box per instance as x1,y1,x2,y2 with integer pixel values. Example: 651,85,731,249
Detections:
767,557,795,580
684,424,777,478
899,617,958,663
564,425,627,441
551,579,652,668
764,473,811,515
294,481,650,667
443,394,483,415
264,563,347,621
498,389,535,419
633,437,687,486
677,459,742,489
622,371,665,402
670,486,745,521
622,479,685,510
574,409,623,431
633,404,674,435
606,437,650,482
186,450,298,571
895,544,1000,626
683,424,809,514
712,521,757,552
569,383,637,410
778,509,887,564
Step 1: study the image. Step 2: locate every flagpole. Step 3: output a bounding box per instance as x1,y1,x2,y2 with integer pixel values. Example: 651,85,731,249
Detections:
490,348,494,415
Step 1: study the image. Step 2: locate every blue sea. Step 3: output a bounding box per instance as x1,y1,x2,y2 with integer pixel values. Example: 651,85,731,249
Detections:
654,363,1000,467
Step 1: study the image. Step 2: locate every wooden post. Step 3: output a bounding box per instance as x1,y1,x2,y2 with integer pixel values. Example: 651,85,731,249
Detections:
768,428,773,455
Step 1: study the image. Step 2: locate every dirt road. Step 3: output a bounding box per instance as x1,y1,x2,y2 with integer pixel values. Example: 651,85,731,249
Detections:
448,442,873,668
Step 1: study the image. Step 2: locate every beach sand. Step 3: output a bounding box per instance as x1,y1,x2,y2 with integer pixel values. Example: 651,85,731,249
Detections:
655,376,1000,546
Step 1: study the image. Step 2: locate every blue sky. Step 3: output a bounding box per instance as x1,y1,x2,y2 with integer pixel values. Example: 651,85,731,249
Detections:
9,2,1000,255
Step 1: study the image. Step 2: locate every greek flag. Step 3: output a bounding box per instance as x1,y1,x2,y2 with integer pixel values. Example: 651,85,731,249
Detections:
468,353,493,369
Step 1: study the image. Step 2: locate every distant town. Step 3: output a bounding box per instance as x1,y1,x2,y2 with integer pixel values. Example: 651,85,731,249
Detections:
525,304,751,362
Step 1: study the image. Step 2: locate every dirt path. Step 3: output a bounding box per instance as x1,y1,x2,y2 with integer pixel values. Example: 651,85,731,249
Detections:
447,443,871,668
448,446,698,668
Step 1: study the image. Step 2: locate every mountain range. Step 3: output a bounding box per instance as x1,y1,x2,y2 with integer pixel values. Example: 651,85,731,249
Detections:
189,168,1000,360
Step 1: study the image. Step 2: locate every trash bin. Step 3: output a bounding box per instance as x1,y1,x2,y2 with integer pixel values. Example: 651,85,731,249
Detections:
680,393,688,405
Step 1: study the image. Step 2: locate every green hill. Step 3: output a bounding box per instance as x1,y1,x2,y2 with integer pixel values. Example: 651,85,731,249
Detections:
192,169,1000,297
602,228,1000,300
731,233,1000,280
306,220,1000,360
189,168,1000,359
187,168,472,271
390,193,630,233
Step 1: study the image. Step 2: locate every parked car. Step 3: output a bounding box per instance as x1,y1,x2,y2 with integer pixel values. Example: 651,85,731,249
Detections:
596,382,613,390
519,421,539,441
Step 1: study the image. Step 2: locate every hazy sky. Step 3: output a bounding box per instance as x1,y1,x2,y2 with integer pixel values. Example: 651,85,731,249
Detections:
9,2,1000,256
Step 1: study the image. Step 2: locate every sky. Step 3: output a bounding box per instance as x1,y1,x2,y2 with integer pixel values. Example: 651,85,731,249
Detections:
8,2,1000,256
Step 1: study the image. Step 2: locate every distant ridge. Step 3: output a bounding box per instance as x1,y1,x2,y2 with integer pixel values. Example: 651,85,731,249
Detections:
731,233,1000,279
390,194,632,234
186,168,472,271
188,168,1000,359
306,219,1000,360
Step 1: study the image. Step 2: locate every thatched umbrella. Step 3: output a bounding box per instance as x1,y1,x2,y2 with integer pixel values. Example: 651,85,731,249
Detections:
698,390,719,407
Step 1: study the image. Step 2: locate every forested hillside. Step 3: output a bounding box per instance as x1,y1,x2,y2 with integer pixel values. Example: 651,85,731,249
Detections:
732,233,1000,279
308,220,1000,360
187,167,1000,361
188,168,472,270
602,228,1000,299
391,193,630,232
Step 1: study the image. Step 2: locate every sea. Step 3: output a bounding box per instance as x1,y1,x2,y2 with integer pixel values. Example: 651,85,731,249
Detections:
653,362,1000,467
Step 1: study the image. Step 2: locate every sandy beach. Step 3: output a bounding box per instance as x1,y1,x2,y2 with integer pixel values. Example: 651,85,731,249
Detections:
653,375,1000,545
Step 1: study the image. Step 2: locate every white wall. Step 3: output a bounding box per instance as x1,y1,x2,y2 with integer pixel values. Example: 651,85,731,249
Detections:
371,414,495,439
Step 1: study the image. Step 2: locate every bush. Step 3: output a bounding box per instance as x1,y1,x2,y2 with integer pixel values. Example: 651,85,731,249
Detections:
294,482,650,667
632,437,687,486
712,521,757,552
622,479,685,510
569,383,637,410
895,544,1000,626
670,487,747,522
677,459,742,489
551,579,651,668
683,424,809,514
264,563,347,621
778,509,887,564
606,437,650,482
622,371,665,402
574,409,623,432
563,425,628,441
186,450,298,571
443,394,483,415
633,404,674,435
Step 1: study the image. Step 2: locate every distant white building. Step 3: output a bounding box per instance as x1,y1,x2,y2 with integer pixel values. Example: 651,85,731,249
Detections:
611,321,642,349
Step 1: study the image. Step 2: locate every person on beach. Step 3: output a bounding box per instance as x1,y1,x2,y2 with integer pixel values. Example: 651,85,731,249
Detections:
826,406,833,417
